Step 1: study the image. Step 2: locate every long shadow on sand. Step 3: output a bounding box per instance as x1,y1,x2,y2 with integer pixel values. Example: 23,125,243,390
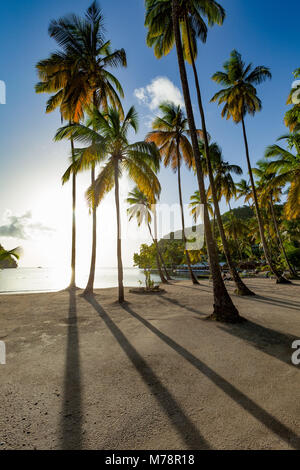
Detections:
244,294,300,312
60,289,82,450
159,295,207,316
122,304,300,450
218,320,298,368
86,295,210,450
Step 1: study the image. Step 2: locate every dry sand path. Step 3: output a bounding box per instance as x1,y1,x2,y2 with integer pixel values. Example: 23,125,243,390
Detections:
0,279,299,450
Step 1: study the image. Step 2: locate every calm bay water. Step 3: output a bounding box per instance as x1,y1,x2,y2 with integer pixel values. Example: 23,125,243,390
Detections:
0,267,176,294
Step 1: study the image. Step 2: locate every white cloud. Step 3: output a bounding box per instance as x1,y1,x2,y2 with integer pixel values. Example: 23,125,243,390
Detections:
134,76,184,111
0,210,54,240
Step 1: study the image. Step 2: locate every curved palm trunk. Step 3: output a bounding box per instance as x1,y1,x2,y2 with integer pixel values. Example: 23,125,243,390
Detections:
172,0,241,322
114,158,125,303
176,142,199,285
269,194,297,277
147,223,168,284
83,165,97,296
241,116,291,284
184,14,253,297
69,135,77,289
153,209,172,280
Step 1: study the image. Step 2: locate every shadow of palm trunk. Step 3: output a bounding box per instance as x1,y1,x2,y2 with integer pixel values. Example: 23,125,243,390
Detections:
86,295,210,450
121,304,300,450
61,290,82,449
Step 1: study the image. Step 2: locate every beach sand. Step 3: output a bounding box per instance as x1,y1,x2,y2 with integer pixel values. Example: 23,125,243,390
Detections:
0,279,299,450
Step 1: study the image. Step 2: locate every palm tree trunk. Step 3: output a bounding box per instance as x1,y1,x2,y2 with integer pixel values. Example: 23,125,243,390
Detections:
241,115,291,284
153,208,172,280
83,92,98,296
69,135,76,289
83,164,97,296
176,141,199,285
184,12,253,297
114,158,125,303
147,223,168,284
269,194,297,277
172,0,241,322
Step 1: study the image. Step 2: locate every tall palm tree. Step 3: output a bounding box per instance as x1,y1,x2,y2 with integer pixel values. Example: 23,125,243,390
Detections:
253,160,297,277
35,53,82,290
171,0,240,321
211,50,289,284
223,213,247,261
145,0,239,293
147,102,201,285
57,107,160,303
236,179,253,207
265,133,300,221
127,187,168,283
48,1,127,296
198,141,254,295
210,153,242,210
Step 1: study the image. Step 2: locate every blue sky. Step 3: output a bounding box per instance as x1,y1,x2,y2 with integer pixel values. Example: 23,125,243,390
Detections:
0,0,299,268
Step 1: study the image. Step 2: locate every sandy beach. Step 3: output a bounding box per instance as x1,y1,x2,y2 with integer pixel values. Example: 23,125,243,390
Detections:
0,279,299,450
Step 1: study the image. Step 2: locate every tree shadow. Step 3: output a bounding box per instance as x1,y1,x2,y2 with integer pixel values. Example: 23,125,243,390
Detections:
245,294,300,312
159,295,207,316
218,320,298,368
85,295,210,450
121,304,300,450
60,289,82,450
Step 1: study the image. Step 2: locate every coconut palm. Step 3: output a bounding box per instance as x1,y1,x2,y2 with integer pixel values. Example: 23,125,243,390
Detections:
253,159,297,277
171,0,240,319
211,50,289,284
265,133,300,221
197,141,254,294
236,179,253,207
127,187,169,283
35,52,83,290
146,0,241,286
145,0,242,321
223,213,247,261
47,1,127,296
147,102,202,284
0,246,21,263
58,107,160,303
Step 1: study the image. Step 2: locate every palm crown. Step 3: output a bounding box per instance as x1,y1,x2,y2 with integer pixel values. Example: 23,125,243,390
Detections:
36,1,126,122
145,0,225,63
211,50,272,122
265,133,300,219
146,101,201,170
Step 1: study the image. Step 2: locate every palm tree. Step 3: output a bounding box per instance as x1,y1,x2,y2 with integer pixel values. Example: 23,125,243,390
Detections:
0,246,21,263
211,50,290,284
210,153,243,210
265,133,300,221
253,159,297,277
236,179,253,208
146,0,242,296
223,213,247,261
198,141,254,295
57,107,160,303
35,52,83,290
171,0,240,321
147,102,202,285
48,1,127,296
127,187,169,283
